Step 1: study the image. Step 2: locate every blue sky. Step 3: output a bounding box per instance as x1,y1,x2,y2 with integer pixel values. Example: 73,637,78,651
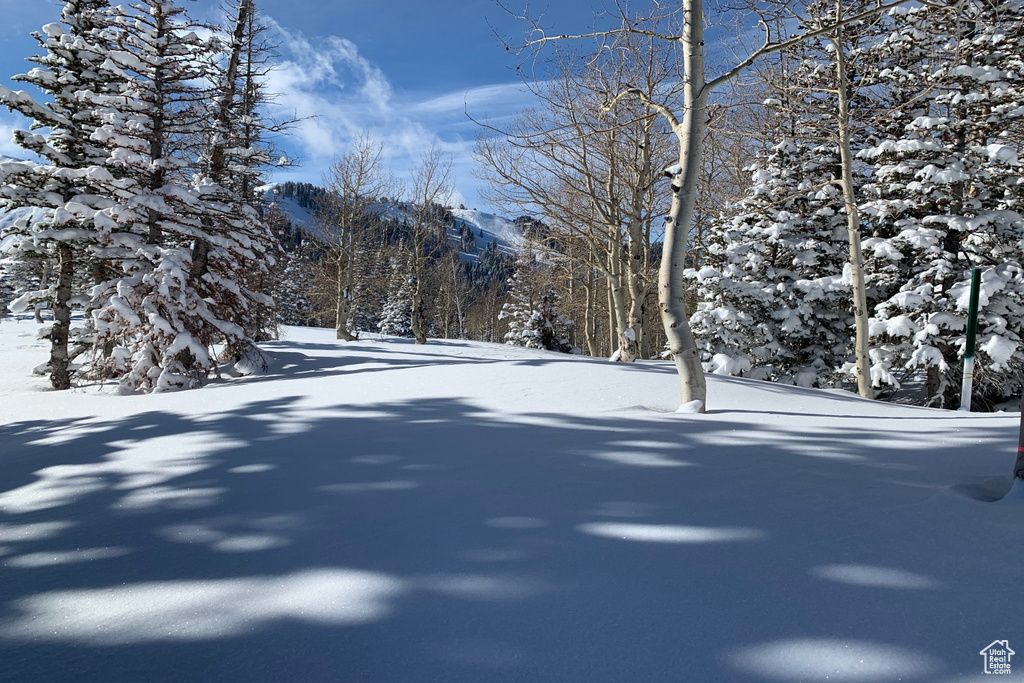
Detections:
0,0,605,213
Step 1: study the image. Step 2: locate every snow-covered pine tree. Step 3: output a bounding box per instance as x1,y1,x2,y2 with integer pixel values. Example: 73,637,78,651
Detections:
214,0,283,344
378,257,413,338
0,208,52,320
687,131,852,386
190,0,278,371
0,0,129,389
0,250,42,319
861,0,1024,407
691,2,904,391
351,240,396,335
219,1,277,206
79,0,257,391
856,4,956,393
276,248,318,327
797,0,894,398
499,256,574,353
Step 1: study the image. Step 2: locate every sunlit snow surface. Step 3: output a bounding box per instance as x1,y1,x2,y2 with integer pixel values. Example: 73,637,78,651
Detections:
0,318,1021,682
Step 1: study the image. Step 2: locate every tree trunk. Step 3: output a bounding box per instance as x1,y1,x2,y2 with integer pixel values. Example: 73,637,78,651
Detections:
193,0,251,283
335,253,355,341
606,236,639,362
659,0,708,410
626,125,654,360
584,267,597,357
608,276,636,362
606,278,616,356
625,273,646,361
189,238,210,282
832,28,874,400
49,243,74,390
642,293,654,359
411,251,427,344
147,4,168,246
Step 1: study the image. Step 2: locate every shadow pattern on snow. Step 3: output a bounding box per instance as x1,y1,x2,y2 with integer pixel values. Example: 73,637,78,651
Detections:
0,397,1020,682
235,337,681,388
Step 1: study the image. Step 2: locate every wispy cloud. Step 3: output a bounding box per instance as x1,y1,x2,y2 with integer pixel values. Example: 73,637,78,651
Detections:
410,82,534,117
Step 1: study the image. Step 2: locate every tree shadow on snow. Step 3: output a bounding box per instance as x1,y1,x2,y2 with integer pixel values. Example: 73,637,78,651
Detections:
0,398,1020,683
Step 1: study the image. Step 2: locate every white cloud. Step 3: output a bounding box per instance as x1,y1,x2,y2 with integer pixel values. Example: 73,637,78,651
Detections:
0,117,32,159
262,19,532,208
265,20,434,173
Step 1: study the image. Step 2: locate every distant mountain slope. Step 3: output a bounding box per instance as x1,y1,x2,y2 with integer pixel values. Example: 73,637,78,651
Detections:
262,182,523,262
451,208,520,260
260,184,316,232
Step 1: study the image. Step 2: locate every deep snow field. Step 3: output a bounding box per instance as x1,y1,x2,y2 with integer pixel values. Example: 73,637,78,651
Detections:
0,318,1021,682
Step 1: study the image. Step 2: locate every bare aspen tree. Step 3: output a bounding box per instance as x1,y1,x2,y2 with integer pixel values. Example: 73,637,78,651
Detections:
316,134,397,341
831,17,873,398
435,250,476,339
517,0,911,409
477,43,674,362
408,147,455,345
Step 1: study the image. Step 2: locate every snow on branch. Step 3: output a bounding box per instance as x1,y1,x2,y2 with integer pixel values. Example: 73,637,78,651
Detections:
705,0,916,92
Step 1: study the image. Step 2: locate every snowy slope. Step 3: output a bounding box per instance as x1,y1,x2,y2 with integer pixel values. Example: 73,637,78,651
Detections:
0,317,1021,682
260,184,316,232
451,207,521,259
270,193,314,229
0,158,44,253
261,183,521,260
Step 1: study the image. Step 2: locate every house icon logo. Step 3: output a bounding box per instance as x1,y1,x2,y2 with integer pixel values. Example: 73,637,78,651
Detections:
980,640,1014,675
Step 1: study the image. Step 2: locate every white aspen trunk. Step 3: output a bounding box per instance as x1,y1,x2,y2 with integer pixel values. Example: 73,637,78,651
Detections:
606,277,617,356
642,295,655,359
625,216,649,361
607,239,638,362
660,0,708,410
832,27,873,399
335,245,356,341
582,269,595,356
411,241,427,345
626,126,653,359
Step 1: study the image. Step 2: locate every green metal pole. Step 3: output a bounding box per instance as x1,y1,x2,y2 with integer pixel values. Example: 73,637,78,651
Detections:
1016,399,1024,480
959,267,982,411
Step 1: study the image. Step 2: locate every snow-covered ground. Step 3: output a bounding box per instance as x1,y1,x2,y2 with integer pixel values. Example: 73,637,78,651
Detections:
0,318,1021,682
